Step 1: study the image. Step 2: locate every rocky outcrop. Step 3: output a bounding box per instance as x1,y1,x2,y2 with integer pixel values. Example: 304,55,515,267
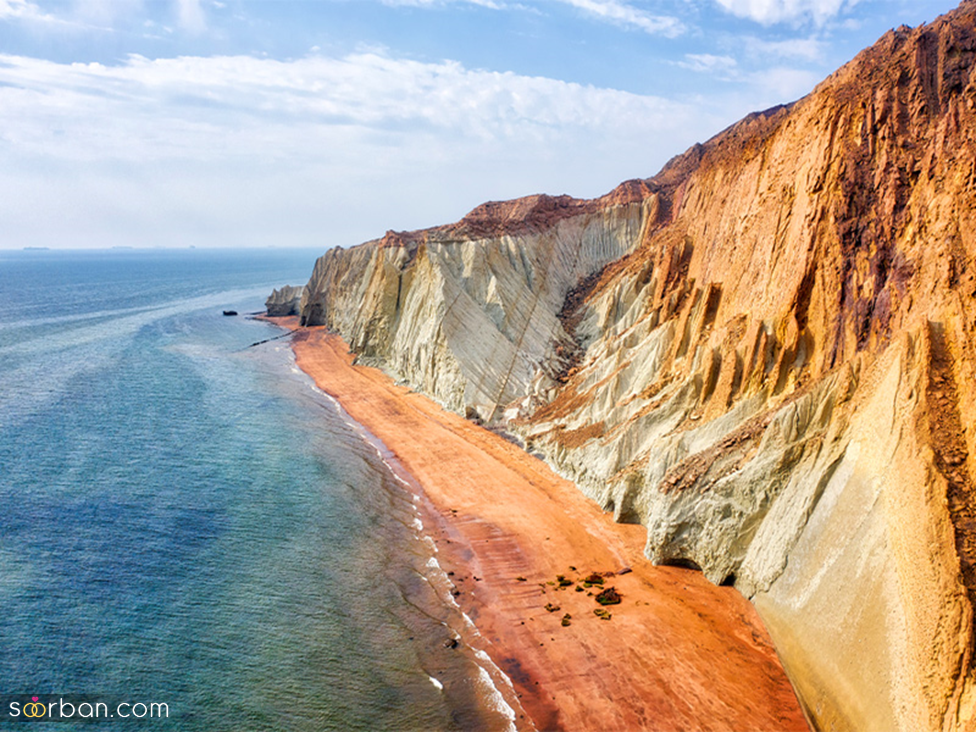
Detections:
300,183,660,421
266,285,304,316
296,3,976,730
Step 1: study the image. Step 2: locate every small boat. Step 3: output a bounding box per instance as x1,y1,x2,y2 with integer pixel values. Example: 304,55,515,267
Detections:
222,310,238,316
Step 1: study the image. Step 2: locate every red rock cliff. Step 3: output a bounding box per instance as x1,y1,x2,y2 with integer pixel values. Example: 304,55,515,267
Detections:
298,3,976,729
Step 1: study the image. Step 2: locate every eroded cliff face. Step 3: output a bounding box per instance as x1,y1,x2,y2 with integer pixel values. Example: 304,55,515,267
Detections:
266,285,304,316
300,183,660,421
297,4,976,730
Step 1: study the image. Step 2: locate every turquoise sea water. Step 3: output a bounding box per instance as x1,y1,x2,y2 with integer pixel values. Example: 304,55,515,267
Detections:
0,249,509,731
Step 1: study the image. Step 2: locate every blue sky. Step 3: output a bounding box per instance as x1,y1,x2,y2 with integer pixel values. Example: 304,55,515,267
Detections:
0,0,961,249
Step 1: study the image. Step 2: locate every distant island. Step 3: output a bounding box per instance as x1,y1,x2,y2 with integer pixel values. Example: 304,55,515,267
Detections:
23,246,50,251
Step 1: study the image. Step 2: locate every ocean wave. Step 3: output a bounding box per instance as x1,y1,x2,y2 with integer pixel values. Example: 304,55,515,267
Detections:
0,286,267,428
474,663,517,732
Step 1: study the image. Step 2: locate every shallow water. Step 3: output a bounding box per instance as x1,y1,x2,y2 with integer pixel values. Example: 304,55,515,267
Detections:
0,249,508,731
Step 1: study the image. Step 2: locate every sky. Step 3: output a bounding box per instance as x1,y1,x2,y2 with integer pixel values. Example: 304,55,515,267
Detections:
0,0,963,249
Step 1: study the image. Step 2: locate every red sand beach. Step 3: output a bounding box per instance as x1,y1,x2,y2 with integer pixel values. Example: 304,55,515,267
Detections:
279,319,808,732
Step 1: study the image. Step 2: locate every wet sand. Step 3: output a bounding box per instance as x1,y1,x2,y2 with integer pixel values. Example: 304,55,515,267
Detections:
282,320,809,732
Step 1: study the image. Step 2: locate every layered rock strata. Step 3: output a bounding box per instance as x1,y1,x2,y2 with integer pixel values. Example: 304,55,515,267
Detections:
265,285,304,316
295,3,976,730
300,183,660,421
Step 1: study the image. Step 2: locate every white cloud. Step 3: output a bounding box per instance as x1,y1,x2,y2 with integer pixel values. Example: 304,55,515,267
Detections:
715,0,858,25
378,0,683,36
380,0,503,8
740,35,825,61
73,0,140,24
677,53,738,74
0,51,736,248
0,0,33,18
0,0,67,24
557,0,683,36
176,0,204,31
2,0,208,32
0,52,717,163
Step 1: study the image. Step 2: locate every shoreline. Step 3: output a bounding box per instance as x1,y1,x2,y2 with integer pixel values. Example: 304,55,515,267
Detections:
278,331,527,729
269,317,809,732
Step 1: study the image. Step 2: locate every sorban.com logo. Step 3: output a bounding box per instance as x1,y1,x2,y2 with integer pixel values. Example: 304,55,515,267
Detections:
6,695,169,721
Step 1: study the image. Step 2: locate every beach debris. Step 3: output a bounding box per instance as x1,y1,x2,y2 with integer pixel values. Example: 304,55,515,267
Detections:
595,587,622,606
444,638,459,649
561,614,572,627
555,574,573,588
582,573,605,587
516,576,527,582
617,567,633,575
544,602,561,613
575,586,584,593
569,566,577,571
593,608,612,620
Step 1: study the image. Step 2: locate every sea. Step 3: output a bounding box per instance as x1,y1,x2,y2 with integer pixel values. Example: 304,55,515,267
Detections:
0,248,514,731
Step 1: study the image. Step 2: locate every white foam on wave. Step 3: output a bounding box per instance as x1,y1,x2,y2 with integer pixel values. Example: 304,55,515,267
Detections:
474,664,517,731
474,650,518,696
428,675,444,692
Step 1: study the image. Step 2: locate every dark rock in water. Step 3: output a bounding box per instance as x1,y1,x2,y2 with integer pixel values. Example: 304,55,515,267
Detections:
265,285,303,316
443,638,459,649
222,310,238,316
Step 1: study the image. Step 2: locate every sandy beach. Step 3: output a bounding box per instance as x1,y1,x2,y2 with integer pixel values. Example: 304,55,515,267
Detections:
279,320,808,732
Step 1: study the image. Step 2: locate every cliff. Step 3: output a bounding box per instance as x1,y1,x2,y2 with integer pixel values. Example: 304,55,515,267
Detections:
265,285,304,316
294,3,976,730
300,182,658,421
